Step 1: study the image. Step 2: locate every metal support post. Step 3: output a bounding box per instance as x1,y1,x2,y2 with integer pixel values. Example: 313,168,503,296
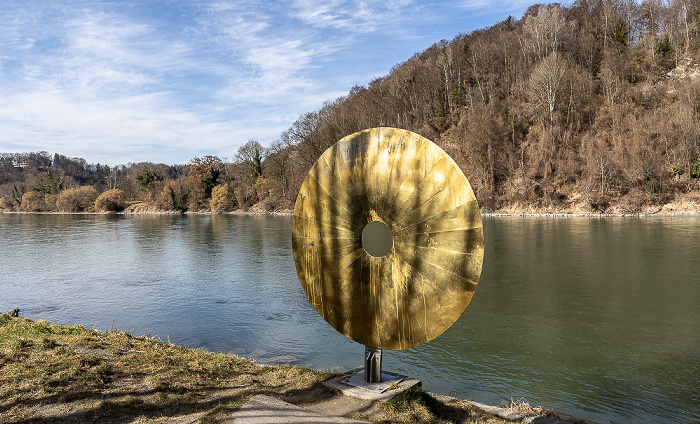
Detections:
364,346,382,383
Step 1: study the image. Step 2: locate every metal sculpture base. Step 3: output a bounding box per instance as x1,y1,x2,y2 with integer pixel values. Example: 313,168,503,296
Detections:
343,369,403,393
324,367,421,402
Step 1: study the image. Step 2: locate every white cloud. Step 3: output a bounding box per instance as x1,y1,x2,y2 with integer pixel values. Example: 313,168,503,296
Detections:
452,0,539,13
0,86,273,165
287,0,419,32
190,1,354,111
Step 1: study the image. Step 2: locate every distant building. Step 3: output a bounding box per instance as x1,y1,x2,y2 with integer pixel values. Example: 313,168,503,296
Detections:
12,159,28,169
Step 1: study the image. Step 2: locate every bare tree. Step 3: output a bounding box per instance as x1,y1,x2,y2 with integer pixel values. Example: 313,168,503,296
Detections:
599,66,621,106
527,52,569,127
667,0,693,54
640,0,663,40
264,141,291,198
522,5,573,60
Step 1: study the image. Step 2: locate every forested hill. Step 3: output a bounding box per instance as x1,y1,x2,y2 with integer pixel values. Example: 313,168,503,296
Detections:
3,1,700,214
281,1,700,214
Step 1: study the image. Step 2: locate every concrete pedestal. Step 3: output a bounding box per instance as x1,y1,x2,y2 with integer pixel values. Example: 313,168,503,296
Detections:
323,367,421,402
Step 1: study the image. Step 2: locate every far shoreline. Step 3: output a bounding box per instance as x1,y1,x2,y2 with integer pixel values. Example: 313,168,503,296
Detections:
2,209,699,218
0,208,700,218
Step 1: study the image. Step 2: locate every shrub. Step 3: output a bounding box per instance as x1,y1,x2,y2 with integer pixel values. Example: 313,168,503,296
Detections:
95,189,127,212
259,196,278,212
691,159,700,179
135,169,164,202
254,177,272,202
587,193,610,213
0,196,15,211
20,191,47,212
56,186,99,212
210,183,236,212
233,184,254,210
44,194,58,211
655,36,672,58
187,156,223,204
157,180,188,211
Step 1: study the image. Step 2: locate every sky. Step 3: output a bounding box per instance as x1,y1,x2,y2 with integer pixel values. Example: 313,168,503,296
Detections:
1,0,572,166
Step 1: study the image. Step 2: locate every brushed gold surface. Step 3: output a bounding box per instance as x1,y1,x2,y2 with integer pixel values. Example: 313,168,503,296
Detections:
292,127,484,350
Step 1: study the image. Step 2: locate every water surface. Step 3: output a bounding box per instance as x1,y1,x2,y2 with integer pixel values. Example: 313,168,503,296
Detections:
1,213,698,424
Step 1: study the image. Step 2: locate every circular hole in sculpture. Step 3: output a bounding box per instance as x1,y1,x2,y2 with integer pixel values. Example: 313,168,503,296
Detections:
361,221,393,258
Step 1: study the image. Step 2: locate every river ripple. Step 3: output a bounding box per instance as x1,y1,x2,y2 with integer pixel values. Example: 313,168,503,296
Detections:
1,213,698,424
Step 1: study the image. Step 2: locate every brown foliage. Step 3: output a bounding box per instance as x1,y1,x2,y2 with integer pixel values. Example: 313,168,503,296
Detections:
260,2,700,213
19,192,47,212
157,180,189,211
44,194,57,211
0,196,16,211
210,183,236,212
95,189,127,212
233,183,255,210
56,186,98,212
254,177,272,203
187,156,223,208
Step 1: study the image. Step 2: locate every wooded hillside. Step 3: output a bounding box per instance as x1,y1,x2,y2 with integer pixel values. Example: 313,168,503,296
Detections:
280,0,700,213
3,1,700,214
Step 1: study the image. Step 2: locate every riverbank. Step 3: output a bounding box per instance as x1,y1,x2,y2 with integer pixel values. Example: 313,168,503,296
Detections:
128,190,700,216
2,189,699,217
486,191,700,216
0,312,585,423
4,205,698,217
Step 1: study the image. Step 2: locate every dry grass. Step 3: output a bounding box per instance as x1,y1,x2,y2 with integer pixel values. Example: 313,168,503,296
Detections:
510,397,556,418
509,398,589,424
344,386,518,424
0,313,331,423
0,313,562,424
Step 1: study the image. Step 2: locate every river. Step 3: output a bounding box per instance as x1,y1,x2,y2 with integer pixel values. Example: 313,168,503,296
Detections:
0,213,698,424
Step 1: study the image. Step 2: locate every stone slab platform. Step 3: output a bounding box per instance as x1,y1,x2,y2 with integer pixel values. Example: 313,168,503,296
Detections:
231,395,368,424
323,366,421,402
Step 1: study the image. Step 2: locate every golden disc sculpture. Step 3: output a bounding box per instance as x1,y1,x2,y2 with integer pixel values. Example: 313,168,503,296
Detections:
292,127,483,351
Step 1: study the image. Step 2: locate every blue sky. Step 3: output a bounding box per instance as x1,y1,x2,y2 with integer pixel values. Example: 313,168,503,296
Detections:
0,0,571,166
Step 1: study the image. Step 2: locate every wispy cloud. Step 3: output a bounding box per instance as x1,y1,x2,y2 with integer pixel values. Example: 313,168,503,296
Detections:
452,0,538,13
0,0,571,165
288,0,418,32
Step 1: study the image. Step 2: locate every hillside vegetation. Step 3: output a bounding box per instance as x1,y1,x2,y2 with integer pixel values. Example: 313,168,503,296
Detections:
3,0,700,214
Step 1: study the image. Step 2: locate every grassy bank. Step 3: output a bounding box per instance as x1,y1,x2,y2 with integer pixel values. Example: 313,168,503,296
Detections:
1,312,568,424
0,312,335,423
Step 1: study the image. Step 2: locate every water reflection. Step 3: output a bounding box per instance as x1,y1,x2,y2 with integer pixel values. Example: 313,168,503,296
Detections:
0,214,698,424
420,216,700,424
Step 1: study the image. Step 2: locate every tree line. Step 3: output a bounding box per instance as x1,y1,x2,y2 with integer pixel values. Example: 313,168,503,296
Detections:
0,143,271,212
3,0,700,213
